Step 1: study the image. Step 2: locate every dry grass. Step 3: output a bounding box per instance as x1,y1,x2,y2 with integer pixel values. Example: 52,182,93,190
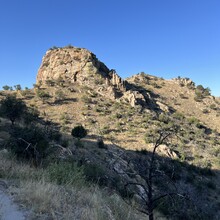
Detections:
16,180,143,220
0,150,146,220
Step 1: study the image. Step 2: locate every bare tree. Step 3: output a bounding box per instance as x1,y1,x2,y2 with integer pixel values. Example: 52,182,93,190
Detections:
114,125,185,220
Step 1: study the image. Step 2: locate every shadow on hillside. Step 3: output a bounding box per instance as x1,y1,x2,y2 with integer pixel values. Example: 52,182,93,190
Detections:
46,98,78,106
125,81,162,111
72,135,220,219
1,110,219,219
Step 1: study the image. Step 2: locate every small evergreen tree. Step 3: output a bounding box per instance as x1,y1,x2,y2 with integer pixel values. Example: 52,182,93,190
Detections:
0,95,26,125
14,84,22,91
71,125,87,139
2,85,10,91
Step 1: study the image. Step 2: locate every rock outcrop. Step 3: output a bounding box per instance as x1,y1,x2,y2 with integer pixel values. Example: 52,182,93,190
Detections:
36,46,157,109
122,90,146,107
37,47,127,93
37,46,110,84
173,77,195,88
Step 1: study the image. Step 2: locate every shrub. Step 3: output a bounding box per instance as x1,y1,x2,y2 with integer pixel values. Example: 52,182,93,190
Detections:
152,82,161,88
187,117,200,126
194,85,211,101
36,89,50,99
71,125,87,139
7,126,49,163
22,107,40,126
97,138,107,149
194,91,203,102
0,95,26,125
196,85,204,91
74,139,84,148
54,89,65,102
210,104,217,110
56,76,65,87
60,113,70,124
206,180,216,190
14,84,22,91
173,112,185,120
94,77,104,85
46,161,85,185
20,89,31,97
202,108,209,114
64,44,74,49
100,125,110,135
45,79,55,86
83,163,107,185
81,95,92,104
2,85,10,90
158,113,169,123
203,87,211,96
49,46,59,50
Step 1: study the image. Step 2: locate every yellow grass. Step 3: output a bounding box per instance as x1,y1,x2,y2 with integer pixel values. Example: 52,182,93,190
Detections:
0,150,146,220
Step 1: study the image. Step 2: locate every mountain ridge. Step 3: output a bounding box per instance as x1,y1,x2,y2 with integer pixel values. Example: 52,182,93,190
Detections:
0,45,220,219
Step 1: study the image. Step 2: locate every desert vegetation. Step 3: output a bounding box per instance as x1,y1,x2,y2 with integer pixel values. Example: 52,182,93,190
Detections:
0,47,220,219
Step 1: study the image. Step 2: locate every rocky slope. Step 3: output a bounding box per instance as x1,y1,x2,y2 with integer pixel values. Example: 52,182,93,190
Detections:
36,46,220,137
0,45,220,219
37,46,157,109
127,73,220,132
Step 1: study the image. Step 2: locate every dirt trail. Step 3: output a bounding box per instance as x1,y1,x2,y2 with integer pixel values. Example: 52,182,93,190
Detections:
0,181,28,220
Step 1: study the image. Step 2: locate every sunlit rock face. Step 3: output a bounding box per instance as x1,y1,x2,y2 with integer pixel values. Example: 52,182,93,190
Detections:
36,46,110,84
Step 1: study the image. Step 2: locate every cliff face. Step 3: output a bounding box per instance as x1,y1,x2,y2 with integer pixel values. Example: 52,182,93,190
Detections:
36,46,156,109
37,46,110,84
36,46,128,93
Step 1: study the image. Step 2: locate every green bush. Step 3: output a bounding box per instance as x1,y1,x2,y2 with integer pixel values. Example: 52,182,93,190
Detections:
210,104,217,110
54,89,65,102
22,107,40,126
0,95,26,125
194,85,211,101
84,163,107,185
14,84,22,91
46,161,85,186
81,95,92,104
36,89,50,99
97,138,107,149
173,112,185,120
158,113,169,123
45,79,55,86
71,125,87,139
187,117,200,126
7,126,49,163
2,85,10,90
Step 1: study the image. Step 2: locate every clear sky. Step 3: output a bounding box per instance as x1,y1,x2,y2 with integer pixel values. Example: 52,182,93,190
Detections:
0,0,219,96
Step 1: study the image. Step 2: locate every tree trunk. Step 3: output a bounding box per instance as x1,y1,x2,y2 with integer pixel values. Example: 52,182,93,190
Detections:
149,212,154,220
148,184,154,220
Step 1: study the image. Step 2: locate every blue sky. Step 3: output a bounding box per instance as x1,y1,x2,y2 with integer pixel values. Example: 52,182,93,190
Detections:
0,0,219,96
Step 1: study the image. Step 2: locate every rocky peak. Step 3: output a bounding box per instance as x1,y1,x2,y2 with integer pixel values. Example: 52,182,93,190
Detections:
37,46,109,84
36,46,156,109
37,46,127,91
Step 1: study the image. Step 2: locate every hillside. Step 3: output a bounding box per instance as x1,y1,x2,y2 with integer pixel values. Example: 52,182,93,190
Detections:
0,45,220,219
